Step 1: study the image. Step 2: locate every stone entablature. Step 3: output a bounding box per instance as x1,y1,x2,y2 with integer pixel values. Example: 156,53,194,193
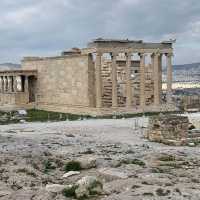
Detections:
0,70,37,76
83,39,173,55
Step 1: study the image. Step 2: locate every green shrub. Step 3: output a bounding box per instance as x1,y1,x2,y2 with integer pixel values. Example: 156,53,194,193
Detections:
158,154,176,162
64,161,82,172
43,160,56,173
62,185,77,198
156,188,170,196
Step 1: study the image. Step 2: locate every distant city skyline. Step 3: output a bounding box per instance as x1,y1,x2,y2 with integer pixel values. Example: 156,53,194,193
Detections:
0,0,200,65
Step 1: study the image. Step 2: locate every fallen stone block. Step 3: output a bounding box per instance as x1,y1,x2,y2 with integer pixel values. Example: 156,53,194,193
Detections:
77,156,97,169
62,171,80,178
46,184,66,193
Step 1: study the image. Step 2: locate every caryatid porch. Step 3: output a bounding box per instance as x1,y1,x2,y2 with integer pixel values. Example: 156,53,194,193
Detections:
0,70,37,108
83,39,174,111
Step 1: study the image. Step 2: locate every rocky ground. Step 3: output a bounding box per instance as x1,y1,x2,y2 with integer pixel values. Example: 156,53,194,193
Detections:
0,115,200,200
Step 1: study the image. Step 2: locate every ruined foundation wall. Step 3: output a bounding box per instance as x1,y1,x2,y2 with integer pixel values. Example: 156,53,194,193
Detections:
22,55,91,109
146,115,189,146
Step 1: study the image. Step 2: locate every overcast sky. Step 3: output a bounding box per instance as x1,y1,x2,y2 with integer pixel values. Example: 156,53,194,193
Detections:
0,0,200,64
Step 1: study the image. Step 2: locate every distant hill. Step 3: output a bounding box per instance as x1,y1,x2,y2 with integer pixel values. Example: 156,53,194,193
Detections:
163,62,200,82
0,63,21,70
173,62,200,71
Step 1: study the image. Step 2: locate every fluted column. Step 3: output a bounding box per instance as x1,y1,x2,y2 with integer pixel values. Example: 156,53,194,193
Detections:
125,52,132,107
95,52,102,108
0,77,3,92
139,53,146,108
13,76,17,92
153,52,161,105
17,76,22,92
111,52,118,107
3,76,7,92
7,76,12,92
25,76,29,92
2,77,4,92
158,54,163,100
166,53,173,103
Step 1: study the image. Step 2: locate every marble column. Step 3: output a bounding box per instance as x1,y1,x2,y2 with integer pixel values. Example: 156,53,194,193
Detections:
111,52,118,107
2,77,4,92
158,54,163,100
139,53,146,108
17,76,22,92
13,76,18,92
125,52,132,107
7,76,12,92
0,77,3,92
3,76,7,92
166,53,173,103
95,52,102,108
24,76,29,92
153,52,161,105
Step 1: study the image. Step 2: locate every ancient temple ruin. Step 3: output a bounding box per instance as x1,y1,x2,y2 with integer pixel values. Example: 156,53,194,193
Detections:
0,39,176,115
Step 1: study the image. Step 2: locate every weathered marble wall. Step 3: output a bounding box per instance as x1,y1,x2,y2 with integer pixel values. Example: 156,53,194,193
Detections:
22,55,93,109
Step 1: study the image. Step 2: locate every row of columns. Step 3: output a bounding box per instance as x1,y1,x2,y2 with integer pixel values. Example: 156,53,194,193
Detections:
95,51,173,108
0,75,29,93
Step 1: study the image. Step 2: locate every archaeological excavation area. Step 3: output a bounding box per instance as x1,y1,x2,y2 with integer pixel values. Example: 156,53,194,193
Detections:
0,39,176,115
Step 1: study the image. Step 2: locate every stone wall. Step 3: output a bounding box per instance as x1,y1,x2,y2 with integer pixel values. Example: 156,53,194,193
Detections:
146,115,189,146
0,93,29,106
22,55,93,109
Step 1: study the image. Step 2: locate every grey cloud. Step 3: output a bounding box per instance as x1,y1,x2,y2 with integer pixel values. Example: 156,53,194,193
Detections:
0,0,200,64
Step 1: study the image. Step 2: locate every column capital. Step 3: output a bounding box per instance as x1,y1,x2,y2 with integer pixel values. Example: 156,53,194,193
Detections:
96,52,102,57
138,52,147,58
154,49,163,57
166,52,174,57
110,52,118,58
125,52,132,58
154,52,163,58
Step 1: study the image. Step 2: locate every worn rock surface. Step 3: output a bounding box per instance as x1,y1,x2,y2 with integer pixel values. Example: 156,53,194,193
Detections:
0,115,200,199
46,184,66,193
